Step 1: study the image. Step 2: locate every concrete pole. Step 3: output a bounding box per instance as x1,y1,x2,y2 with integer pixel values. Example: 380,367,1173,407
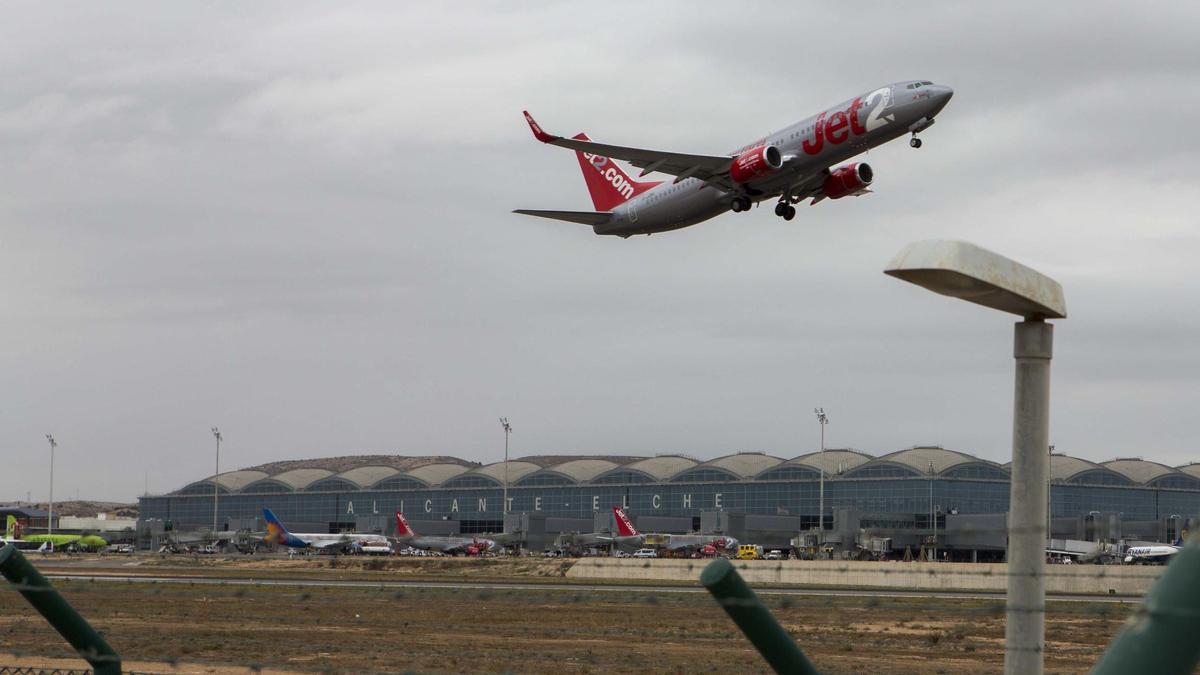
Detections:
1004,319,1053,675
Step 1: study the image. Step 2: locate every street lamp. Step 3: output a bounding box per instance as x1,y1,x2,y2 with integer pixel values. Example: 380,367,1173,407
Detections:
814,408,828,538
885,239,1066,675
45,434,57,536
499,418,512,516
211,427,222,533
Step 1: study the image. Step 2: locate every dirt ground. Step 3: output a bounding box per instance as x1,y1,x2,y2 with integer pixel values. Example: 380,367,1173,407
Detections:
0,556,1133,674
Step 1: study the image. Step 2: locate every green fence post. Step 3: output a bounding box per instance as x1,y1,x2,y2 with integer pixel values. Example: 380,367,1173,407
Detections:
1090,536,1200,675
701,557,819,674
0,544,122,674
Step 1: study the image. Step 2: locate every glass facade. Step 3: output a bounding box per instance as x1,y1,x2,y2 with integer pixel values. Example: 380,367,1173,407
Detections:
139,474,1200,532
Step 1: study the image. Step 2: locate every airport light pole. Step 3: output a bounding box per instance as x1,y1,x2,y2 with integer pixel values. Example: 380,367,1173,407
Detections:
45,434,56,536
500,418,512,515
885,239,1066,675
929,460,936,561
211,427,222,534
814,409,828,540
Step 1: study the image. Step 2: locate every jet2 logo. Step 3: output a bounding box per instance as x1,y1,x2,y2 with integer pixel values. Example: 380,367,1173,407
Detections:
802,86,893,156
583,151,636,200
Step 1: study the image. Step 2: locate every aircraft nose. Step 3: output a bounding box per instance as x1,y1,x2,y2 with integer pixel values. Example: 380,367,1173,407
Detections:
929,85,954,110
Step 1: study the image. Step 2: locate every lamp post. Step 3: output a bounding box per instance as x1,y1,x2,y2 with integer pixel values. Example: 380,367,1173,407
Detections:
499,418,512,516
814,408,828,539
45,435,56,536
211,427,222,533
929,460,936,561
1168,514,1182,543
885,239,1066,675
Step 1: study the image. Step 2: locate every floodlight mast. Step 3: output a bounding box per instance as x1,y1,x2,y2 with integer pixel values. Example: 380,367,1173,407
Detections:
211,427,222,534
499,418,512,517
814,409,828,541
45,434,57,537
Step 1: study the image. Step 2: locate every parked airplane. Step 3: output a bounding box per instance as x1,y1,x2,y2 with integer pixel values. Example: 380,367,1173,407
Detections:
516,80,952,237
555,506,650,551
394,512,497,555
262,508,390,553
5,515,107,550
612,507,738,554
1124,538,1183,564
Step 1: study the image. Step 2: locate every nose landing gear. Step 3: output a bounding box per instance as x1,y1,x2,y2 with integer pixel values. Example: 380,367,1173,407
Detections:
910,133,923,148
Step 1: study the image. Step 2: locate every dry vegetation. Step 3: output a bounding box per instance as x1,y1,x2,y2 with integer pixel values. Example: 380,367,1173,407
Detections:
0,559,1132,674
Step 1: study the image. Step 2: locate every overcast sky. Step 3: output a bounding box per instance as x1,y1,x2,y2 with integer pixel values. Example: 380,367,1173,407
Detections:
2,3,1197,502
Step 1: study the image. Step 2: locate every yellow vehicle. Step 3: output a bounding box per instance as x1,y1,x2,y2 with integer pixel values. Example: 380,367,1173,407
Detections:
736,544,763,560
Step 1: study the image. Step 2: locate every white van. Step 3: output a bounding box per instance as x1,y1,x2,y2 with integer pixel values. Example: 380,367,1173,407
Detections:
632,548,658,559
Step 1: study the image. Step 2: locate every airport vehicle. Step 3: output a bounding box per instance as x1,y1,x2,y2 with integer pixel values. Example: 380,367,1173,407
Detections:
5,515,107,550
394,512,497,556
516,80,952,237
262,508,389,552
764,550,783,560
612,507,738,555
1123,539,1182,564
737,545,764,560
632,548,658,559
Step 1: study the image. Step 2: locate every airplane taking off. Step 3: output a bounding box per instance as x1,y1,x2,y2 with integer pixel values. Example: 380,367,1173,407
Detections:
612,507,738,554
394,512,498,555
262,508,390,552
516,80,952,237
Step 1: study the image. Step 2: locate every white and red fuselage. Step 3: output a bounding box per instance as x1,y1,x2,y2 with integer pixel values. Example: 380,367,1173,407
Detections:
517,80,953,237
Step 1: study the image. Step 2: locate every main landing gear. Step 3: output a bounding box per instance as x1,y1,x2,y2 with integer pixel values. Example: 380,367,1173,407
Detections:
774,201,796,221
909,133,923,148
729,196,753,213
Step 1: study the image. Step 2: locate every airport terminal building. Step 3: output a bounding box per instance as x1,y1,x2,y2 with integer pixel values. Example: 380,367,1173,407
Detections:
137,447,1200,556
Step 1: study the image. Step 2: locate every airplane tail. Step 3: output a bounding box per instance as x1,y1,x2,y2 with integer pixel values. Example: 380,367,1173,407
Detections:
262,508,290,544
395,512,416,537
571,133,659,211
612,506,640,538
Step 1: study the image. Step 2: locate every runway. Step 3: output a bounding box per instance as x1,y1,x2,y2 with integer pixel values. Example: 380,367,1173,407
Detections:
40,570,1141,604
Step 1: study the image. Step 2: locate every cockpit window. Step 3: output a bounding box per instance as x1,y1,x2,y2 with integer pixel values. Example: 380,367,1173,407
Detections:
921,81,933,86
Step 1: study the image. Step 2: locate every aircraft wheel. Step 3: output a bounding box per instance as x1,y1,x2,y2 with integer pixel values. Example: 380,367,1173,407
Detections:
910,136,923,148
774,202,787,217
739,197,752,211
730,199,743,213
783,205,796,221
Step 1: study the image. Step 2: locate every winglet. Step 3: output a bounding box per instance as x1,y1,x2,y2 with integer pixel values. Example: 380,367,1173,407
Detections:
523,111,558,143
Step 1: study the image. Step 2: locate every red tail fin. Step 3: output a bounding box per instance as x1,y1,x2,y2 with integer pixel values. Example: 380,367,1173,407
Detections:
395,512,415,537
573,133,659,211
612,506,640,537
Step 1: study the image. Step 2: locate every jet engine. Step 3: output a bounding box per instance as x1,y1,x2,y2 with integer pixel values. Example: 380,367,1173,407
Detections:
730,144,783,183
819,162,873,199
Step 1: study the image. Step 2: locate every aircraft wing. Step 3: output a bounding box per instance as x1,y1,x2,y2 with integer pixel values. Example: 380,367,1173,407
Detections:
524,112,736,190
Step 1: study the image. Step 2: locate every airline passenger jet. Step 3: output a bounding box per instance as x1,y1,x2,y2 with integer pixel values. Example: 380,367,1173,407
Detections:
516,80,952,237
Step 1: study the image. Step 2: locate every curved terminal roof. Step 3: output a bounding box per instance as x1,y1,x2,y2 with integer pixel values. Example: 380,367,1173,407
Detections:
270,469,334,491
405,463,471,486
621,455,699,480
213,470,269,491
868,446,996,476
1178,463,1200,480
470,461,541,485
788,449,873,475
531,459,619,483
679,453,783,479
1102,459,1190,485
170,449,1200,494
336,466,399,489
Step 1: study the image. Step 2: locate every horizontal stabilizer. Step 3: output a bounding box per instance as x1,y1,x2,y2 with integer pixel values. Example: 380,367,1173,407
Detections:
513,209,612,226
